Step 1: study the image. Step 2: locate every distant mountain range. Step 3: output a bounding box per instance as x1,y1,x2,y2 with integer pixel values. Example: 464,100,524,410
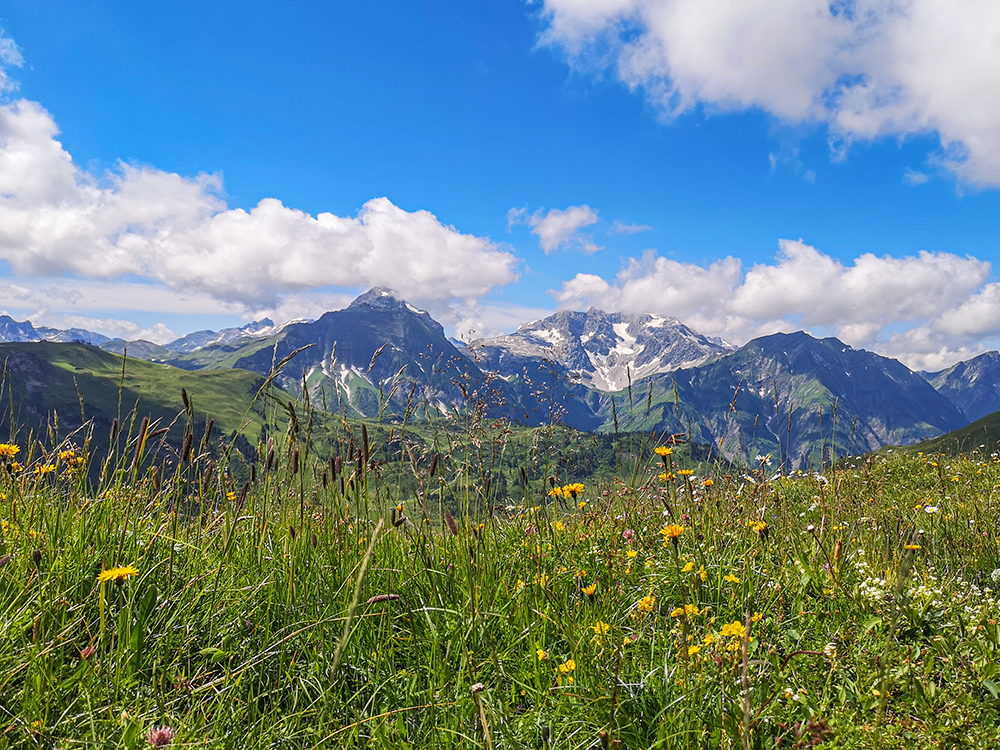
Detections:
2,287,997,466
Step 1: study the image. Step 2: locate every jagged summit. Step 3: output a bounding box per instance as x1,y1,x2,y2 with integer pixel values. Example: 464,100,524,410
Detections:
469,307,733,391
348,287,431,317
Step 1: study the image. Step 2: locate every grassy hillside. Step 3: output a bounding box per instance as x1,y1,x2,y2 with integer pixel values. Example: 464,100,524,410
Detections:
906,407,1000,456
0,342,280,448
3,414,1000,747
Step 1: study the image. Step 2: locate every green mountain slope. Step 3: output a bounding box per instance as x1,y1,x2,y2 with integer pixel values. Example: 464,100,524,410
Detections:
0,342,279,448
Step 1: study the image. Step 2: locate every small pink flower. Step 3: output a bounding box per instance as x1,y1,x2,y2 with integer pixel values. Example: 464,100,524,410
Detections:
623,529,635,541
147,725,175,747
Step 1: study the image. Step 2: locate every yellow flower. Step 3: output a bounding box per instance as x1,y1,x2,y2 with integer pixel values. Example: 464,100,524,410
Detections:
655,446,673,456
702,478,714,487
720,621,747,639
535,574,549,587
554,521,565,531
578,500,587,509
565,482,585,497
670,604,699,618
558,658,576,673
687,645,701,656
658,472,676,481
677,469,694,476
97,565,139,583
0,443,19,458
627,550,638,559
698,565,707,581
592,621,611,636
636,594,656,614
660,524,684,540
33,464,55,476
536,648,548,661
581,582,597,597
751,611,763,622
904,543,922,550
548,486,564,498
681,561,694,573
724,574,741,584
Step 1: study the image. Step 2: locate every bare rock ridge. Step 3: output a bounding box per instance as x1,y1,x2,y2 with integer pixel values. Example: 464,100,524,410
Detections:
468,308,733,391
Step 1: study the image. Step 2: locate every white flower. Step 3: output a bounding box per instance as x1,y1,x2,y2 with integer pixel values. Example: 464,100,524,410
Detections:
923,505,939,514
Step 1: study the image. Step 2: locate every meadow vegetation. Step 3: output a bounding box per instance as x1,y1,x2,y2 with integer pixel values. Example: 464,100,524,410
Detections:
2,375,1000,749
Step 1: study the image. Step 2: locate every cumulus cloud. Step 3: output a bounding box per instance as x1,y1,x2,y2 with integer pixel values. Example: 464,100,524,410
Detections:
538,0,1000,186
0,99,520,314
552,240,999,370
510,204,602,253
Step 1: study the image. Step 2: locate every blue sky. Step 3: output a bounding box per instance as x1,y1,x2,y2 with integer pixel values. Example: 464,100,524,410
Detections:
2,0,1000,369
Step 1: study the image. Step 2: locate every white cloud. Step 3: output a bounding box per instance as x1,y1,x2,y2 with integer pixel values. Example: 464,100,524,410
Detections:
0,98,520,313
539,0,1000,186
903,168,930,186
511,204,602,253
552,240,997,369
610,220,653,234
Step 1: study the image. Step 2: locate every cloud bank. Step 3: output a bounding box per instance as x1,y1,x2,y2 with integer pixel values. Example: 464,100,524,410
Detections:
539,0,1000,185
0,99,520,313
553,240,999,371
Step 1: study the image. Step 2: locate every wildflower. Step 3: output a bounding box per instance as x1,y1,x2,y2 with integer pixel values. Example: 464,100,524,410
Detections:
554,521,565,531
698,565,707,581
97,565,139,583
681,561,694,573
687,645,701,656
636,594,656,614
536,648,548,661
565,482,585,498
535,574,549,587
904,543,922,550
660,524,684,545
0,443,18,458
678,469,695,476
547,486,564,498
658,472,676,481
655,446,673,457
923,505,940,514
33,464,55,476
724,574,741,584
578,500,587,509
627,550,638,559
670,604,699,618
557,657,576,682
592,621,610,636
751,611,763,622
146,725,175,747
623,528,635,541
581,582,597,597
720,621,747,639
702,478,714,487
746,520,767,533
823,643,837,659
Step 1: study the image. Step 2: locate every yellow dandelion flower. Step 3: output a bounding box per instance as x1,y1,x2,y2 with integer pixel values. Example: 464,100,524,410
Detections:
655,446,673,456
904,543,922,550
627,550,638,559
677,469,694,476
687,645,701,656
581,582,597,597
554,521,565,531
681,561,694,573
660,524,684,540
97,565,139,583
0,443,19,458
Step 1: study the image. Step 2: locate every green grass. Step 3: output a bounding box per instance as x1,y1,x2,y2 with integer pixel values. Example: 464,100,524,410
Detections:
3,401,1000,748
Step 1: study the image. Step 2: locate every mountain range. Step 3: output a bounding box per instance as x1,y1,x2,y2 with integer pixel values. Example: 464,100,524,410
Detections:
1,287,995,466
